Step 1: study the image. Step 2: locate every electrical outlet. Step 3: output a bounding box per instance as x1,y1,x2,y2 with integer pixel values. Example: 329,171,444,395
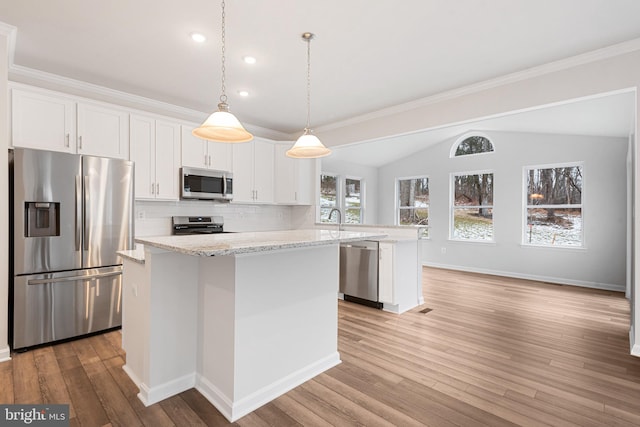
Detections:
137,210,145,219
441,247,447,254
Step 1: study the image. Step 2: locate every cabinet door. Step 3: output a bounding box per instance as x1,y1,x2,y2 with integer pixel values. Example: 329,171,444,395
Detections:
155,120,181,200
274,144,296,204
378,242,394,304
77,102,129,159
253,139,274,203
294,157,313,205
208,141,232,171
12,88,75,153
130,115,155,199
232,142,255,203
181,125,208,168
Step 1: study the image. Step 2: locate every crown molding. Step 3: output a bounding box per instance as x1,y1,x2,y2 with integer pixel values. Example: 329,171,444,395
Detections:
315,37,640,134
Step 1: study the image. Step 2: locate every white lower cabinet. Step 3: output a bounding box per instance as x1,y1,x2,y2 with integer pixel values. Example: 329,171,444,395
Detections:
130,115,181,200
232,138,274,203
378,242,394,304
181,125,233,171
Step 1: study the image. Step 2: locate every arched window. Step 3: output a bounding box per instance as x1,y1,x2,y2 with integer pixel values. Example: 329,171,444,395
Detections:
452,134,494,157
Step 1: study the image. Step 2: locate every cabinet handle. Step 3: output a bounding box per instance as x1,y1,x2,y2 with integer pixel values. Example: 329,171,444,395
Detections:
151,183,155,195
208,155,212,166
156,183,160,194
204,154,208,167
65,133,70,148
78,135,83,150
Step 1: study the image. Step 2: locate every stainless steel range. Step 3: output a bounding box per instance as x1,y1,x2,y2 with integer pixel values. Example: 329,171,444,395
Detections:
172,216,226,235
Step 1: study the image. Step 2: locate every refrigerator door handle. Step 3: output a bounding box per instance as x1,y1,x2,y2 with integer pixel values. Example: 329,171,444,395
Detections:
28,271,121,285
83,176,90,251
75,176,82,251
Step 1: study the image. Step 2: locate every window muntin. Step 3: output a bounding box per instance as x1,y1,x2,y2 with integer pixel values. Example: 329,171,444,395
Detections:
525,165,583,247
344,178,363,224
452,172,494,241
397,177,429,237
320,173,338,223
453,135,494,157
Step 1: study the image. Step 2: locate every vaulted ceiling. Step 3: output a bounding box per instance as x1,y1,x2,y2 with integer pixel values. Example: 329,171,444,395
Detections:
1,0,640,140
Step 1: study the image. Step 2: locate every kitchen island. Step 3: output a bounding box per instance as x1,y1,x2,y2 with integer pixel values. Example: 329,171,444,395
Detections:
118,229,385,422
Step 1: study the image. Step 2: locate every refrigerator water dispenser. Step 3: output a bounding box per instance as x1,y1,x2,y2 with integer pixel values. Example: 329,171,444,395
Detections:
25,202,60,237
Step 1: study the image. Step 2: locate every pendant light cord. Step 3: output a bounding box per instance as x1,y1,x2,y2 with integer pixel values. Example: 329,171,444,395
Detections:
304,33,313,131
220,0,227,104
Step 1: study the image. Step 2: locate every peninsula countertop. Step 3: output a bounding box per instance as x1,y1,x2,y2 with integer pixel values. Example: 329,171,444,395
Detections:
134,228,387,257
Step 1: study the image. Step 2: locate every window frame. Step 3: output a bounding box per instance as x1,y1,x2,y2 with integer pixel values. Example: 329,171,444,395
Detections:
396,175,430,236
450,132,496,158
319,172,364,224
522,162,584,248
344,175,364,224
450,169,495,242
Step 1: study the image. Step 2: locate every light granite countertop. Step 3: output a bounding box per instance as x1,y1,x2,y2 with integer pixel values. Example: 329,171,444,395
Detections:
117,246,146,264
134,229,387,257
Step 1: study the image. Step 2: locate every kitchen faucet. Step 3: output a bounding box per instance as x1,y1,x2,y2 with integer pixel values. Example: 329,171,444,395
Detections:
328,208,343,231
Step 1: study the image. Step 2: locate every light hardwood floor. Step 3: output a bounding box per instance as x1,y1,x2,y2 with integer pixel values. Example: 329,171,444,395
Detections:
2,267,640,426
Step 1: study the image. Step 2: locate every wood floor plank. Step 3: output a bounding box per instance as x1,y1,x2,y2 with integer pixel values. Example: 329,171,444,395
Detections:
12,351,42,404
5,267,640,426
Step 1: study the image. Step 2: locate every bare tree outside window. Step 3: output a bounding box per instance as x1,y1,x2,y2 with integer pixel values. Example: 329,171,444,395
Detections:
345,178,362,223
454,136,494,156
526,165,583,246
320,174,337,223
452,172,494,240
398,177,429,236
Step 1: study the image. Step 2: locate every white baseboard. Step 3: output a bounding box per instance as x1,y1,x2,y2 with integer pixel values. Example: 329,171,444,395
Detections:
423,262,625,292
122,364,142,388
0,345,11,363
137,372,196,407
631,327,640,357
196,352,341,422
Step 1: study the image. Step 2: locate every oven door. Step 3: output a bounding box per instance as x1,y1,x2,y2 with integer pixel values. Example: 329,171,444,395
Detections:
181,167,233,201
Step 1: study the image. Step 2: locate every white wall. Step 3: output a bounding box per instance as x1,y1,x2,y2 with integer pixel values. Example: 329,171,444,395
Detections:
378,131,628,291
0,28,10,361
320,158,379,224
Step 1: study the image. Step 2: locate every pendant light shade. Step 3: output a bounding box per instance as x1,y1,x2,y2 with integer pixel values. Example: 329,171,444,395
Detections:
193,0,253,143
286,32,330,159
193,102,253,143
286,129,331,158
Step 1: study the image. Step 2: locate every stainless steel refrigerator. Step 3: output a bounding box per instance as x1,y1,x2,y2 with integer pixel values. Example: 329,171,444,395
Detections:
10,148,134,350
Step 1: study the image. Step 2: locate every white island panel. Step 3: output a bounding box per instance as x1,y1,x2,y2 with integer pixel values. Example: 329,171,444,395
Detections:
196,245,340,420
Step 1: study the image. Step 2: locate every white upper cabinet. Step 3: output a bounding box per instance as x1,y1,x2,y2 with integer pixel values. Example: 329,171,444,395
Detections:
180,125,232,172
11,88,76,153
12,86,129,159
232,138,274,203
273,143,313,205
77,102,129,159
130,114,181,200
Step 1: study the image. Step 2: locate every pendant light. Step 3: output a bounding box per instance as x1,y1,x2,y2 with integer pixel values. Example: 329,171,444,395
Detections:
193,0,253,143
286,32,331,158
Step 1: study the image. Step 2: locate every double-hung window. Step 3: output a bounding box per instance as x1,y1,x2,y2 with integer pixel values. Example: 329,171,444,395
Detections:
320,174,364,224
525,164,583,247
452,171,494,241
397,176,429,237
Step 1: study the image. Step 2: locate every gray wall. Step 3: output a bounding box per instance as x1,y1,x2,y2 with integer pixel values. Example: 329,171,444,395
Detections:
378,131,628,290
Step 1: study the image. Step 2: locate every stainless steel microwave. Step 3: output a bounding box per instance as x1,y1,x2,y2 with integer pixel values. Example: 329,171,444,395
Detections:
181,167,233,201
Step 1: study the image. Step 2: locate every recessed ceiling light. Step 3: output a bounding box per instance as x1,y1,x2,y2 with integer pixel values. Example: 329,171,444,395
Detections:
238,90,249,97
191,33,206,43
243,56,257,64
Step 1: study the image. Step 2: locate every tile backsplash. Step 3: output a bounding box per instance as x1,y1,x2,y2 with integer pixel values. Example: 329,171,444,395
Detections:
134,200,315,237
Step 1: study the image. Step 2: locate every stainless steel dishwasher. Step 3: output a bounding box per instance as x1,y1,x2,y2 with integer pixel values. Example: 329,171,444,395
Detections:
339,240,382,309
